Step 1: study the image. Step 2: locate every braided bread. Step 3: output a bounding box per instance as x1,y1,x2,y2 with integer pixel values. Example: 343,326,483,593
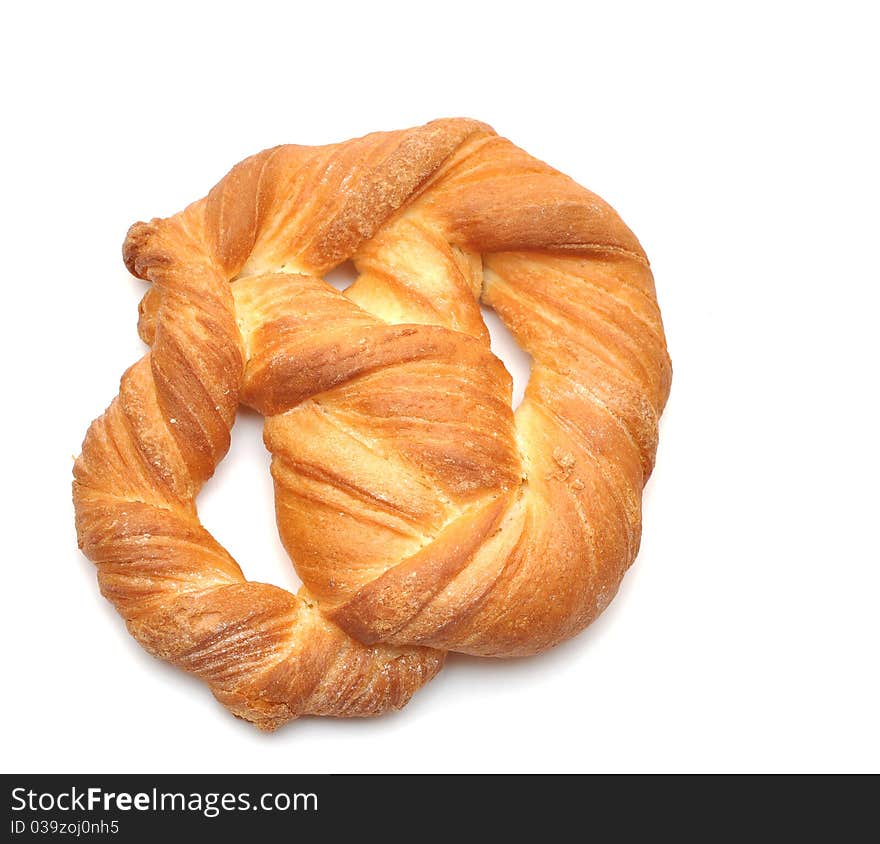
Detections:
73,119,671,730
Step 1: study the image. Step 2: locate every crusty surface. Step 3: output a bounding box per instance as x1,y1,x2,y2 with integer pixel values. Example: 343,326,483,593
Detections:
73,118,671,729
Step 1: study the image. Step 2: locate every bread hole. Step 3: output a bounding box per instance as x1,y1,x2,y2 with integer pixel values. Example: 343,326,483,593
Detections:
324,259,358,292
481,305,531,410
197,407,303,593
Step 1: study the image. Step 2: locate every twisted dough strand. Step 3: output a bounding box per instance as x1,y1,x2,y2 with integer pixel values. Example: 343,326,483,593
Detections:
75,201,443,730
74,119,670,729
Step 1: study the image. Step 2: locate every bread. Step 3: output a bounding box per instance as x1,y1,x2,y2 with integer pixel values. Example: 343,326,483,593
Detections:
73,118,672,730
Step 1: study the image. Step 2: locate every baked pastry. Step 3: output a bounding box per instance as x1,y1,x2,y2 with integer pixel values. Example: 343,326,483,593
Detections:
73,119,671,729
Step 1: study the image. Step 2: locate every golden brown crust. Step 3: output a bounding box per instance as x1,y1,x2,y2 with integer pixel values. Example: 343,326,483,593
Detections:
74,118,671,728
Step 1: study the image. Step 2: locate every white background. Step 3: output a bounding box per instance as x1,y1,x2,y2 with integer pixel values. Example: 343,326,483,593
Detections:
3,2,878,773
